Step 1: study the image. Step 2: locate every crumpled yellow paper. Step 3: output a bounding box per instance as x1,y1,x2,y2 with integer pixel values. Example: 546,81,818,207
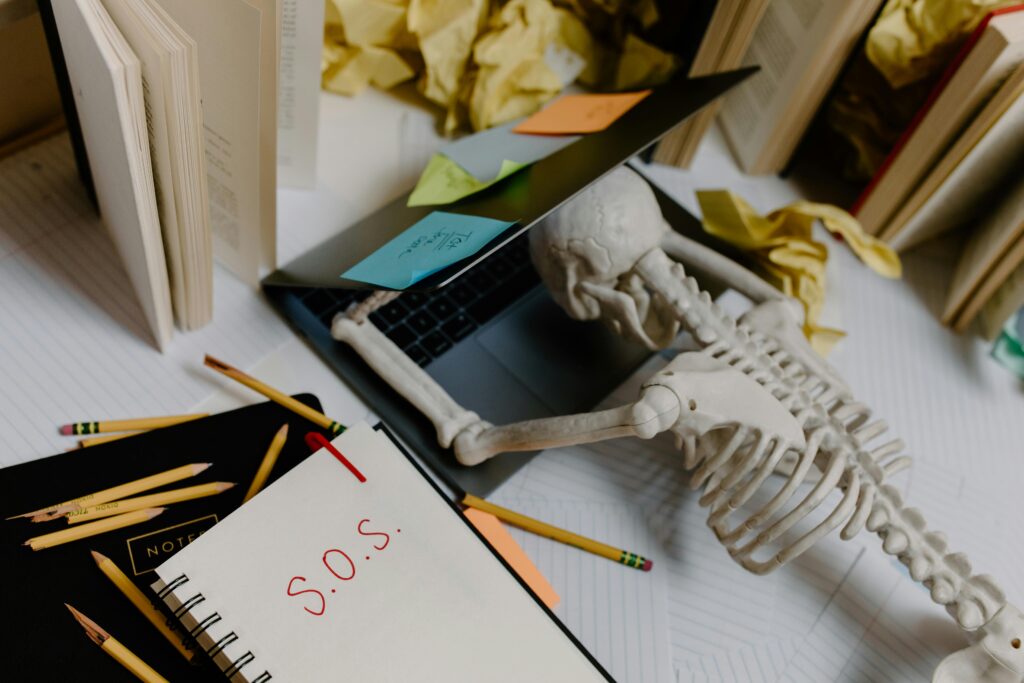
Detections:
322,0,417,96
407,154,526,206
697,191,902,356
866,0,1015,88
322,0,678,133
459,0,597,131
408,0,490,124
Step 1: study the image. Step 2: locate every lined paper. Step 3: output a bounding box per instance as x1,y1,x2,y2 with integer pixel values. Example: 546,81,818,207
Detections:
487,498,674,683
0,134,292,465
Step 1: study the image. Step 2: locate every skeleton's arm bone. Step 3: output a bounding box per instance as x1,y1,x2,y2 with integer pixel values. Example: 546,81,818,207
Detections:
453,385,681,466
332,313,682,466
332,315,484,448
659,228,784,305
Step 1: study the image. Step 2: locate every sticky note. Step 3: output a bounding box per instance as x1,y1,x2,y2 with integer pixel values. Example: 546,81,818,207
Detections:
464,508,560,609
442,118,581,182
512,90,652,135
407,154,526,207
342,211,516,289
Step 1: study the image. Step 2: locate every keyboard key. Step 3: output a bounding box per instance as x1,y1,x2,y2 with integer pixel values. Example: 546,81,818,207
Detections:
378,300,408,325
421,331,453,357
404,291,429,308
485,257,513,280
442,314,477,342
404,344,430,367
302,289,335,315
447,282,477,307
427,297,457,321
319,305,344,328
466,269,495,293
369,310,390,329
407,311,437,335
386,324,415,348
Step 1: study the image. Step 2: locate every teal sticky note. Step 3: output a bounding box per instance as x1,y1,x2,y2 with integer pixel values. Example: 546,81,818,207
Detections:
342,211,517,290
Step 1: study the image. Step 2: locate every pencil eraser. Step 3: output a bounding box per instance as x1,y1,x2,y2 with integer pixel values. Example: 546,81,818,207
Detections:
642,559,653,572
59,424,73,436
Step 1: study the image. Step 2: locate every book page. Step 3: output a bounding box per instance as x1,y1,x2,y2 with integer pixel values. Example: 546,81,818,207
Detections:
277,0,322,188
717,0,848,171
154,423,608,682
100,0,185,325
151,0,264,285
246,0,279,275
50,0,173,349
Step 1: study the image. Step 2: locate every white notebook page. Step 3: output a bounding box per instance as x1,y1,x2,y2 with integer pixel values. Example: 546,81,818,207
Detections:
153,423,608,682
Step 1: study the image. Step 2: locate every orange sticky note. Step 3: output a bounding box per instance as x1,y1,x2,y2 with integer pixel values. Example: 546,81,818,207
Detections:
512,91,652,135
464,507,560,609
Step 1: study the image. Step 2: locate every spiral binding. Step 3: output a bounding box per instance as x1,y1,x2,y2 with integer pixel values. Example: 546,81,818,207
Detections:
156,573,272,682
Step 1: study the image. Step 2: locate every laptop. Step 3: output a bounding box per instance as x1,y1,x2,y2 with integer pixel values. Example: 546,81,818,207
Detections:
263,69,755,496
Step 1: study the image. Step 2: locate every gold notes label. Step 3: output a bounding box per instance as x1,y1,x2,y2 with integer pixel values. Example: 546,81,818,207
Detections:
127,515,218,575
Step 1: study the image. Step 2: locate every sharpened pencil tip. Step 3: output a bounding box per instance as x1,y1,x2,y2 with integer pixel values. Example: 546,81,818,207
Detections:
278,423,289,436
90,550,106,564
194,463,213,475
218,482,237,491
203,355,229,372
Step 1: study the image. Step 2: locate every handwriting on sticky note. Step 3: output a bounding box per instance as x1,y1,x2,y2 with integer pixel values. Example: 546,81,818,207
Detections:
342,211,517,289
285,518,401,617
512,91,652,135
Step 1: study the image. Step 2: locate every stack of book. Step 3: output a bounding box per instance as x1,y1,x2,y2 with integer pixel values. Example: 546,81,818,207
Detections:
654,0,882,173
39,0,279,350
851,6,1024,335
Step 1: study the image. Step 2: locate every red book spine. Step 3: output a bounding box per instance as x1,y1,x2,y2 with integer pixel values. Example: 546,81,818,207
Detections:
850,4,1024,216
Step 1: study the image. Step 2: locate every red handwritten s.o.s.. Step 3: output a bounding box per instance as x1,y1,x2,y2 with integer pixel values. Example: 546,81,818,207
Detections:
286,576,325,616
322,549,357,581
357,518,391,550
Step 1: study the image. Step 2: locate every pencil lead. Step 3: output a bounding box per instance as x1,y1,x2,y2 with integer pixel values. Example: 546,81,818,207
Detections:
194,463,213,475
218,482,237,491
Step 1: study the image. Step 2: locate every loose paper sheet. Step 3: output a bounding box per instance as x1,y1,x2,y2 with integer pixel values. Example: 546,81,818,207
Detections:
512,90,651,135
278,0,324,188
342,211,516,289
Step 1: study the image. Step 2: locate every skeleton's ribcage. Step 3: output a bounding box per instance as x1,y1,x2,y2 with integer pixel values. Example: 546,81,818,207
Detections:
686,342,912,576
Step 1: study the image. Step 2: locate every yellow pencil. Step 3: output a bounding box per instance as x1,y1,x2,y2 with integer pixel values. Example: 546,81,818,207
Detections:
66,604,169,683
60,414,207,436
10,463,211,521
461,494,652,571
67,482,235,524
91,551,194,661
243,424,289,502
204,355,345,434
77,431,145,449
25,508,165,551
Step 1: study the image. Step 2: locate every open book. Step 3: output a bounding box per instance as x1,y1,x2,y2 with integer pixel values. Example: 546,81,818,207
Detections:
44,0,279,348
153,422,611,682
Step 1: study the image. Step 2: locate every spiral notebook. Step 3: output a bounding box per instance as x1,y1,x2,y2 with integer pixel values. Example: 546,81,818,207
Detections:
151,422,611,682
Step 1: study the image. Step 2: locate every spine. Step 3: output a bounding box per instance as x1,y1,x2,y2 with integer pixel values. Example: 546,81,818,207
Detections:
153,574,271,682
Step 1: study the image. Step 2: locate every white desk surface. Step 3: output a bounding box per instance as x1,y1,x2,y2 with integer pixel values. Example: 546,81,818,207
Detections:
1,90,1022,682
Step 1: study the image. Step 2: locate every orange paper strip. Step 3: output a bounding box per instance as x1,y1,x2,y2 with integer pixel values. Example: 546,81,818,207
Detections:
465,508,560,609
512,91,652,135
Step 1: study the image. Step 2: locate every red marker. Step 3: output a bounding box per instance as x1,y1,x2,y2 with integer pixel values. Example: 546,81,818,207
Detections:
305,432,366,483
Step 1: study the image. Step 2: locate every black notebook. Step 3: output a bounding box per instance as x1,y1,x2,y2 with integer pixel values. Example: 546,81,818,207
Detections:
0,395,334,681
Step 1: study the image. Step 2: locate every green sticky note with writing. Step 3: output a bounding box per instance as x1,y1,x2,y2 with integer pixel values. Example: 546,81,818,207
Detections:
407,153,526,207
342,211,517,289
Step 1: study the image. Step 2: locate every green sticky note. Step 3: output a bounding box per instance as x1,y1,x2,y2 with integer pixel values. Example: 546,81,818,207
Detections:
408,153,526,207
992,309,1024,379
342,211,517,289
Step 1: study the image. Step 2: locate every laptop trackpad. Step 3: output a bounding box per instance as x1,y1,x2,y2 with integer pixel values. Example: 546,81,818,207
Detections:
476,289,651,414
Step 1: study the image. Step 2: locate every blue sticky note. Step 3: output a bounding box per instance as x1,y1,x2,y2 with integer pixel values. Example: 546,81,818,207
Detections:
342,211,517,290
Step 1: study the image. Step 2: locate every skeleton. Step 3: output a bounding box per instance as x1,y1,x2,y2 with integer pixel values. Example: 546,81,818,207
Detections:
332,167,1023,682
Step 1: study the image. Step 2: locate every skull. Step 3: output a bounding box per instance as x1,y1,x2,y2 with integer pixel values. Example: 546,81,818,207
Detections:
529,166,680,349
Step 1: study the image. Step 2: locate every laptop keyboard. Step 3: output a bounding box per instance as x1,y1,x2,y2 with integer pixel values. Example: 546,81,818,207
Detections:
298,233,539,368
